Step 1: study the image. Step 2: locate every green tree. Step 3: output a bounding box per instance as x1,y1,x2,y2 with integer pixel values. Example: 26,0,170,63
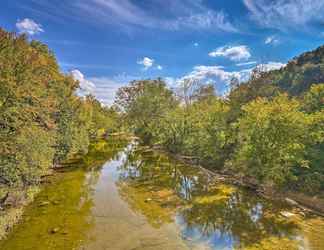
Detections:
232,94,312,186
115,79,177,143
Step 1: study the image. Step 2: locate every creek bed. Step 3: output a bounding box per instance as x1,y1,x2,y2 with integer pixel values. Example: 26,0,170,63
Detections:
1,139,324,250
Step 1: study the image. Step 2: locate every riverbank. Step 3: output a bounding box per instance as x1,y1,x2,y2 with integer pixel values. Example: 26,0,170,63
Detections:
1,138,324,250
0,185,41,240
0,134,130,241
153,147,324,217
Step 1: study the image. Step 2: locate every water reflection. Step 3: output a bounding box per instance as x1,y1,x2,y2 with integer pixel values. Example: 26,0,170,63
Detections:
1,139,323,250
117,144,301,250
0,138,128,250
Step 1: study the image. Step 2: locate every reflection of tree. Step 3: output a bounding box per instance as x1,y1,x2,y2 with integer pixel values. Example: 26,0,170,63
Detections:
0,138,126,250
116,144,301,249
117,145,208,201
116,145,209,228
179,188,300,249
81,138,128,169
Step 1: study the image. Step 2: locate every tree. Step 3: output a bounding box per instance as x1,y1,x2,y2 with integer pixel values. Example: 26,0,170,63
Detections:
232,94,311,186
303,83,324,112
115,79,177,143
0,28,119,188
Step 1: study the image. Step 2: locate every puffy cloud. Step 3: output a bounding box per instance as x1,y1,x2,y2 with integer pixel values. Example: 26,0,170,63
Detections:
175,65,250,94
174,61,286,94
137,57,163,71
16,18,44,35
89,74,138,106
137,57,154,70
194,42,199,47
71,69,96,96
243,0,324,30
265,35,279,45
209,45,251,61
156,65,163,70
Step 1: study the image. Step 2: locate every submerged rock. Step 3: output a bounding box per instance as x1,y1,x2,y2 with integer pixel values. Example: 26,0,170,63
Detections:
38,201,50,207
280,211,296,218
50,227,60,234
285,198,299,206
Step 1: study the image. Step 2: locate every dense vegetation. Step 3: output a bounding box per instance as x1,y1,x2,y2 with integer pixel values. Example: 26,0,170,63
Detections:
0,26,323,214
115,46,324,193
0,29,119,192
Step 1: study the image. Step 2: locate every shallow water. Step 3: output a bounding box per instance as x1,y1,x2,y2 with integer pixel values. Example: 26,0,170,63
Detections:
1,139,324,250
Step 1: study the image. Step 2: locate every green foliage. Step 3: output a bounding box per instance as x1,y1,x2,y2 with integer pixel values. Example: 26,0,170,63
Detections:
117,47,324,193
156,97,230,166
0,29,119,187
1,25,324,196
231,95,312,186
303,83,324,112
115,79,177,143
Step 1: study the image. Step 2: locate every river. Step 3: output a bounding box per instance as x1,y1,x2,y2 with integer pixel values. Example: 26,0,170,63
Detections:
1,138,324,250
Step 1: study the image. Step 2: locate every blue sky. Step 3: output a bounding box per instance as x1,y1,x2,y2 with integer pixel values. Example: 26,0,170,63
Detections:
1,0,324,105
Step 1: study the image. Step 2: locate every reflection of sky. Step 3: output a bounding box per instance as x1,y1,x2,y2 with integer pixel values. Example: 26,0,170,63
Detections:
112,144,306,249
176,214,237,250
178,176,195,200
249,203,263,223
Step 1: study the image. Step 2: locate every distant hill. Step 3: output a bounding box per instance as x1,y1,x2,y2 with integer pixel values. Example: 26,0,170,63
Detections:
229,44,324,108
273,45,324,95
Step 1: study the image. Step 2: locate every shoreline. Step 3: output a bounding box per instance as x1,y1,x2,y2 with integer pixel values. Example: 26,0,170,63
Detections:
0,134,129,241
153,146,324,217
1,139,323,243
0,185,41,240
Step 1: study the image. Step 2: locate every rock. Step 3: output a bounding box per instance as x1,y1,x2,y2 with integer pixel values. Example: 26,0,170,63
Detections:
299,211,306,217
285,198,299,206
3,192,25,207
144,198,152,203
280,211,296,218
52,200,60,205
39,201,50,207
50,227,60,234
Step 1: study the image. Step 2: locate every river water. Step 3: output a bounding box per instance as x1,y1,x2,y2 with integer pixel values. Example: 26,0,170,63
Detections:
1,138,324,250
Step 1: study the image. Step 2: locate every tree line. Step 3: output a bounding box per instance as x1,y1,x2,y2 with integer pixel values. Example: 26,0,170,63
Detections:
115,47,324,193
0,29,119,190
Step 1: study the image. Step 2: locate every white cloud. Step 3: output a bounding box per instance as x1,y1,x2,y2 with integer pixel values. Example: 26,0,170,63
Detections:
236,61,257,66
71,69,96,97
137,57,163,71
156,65,163,70
137,57,154,70
73,0,237,32
194,42,199,47
168,10,237,32
209,45,251,61
265,35,279,45
16,18,44,35
243,0,324,30
175,65,250,94
173,61,286,95
89,74,139,106
257,61,286,71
